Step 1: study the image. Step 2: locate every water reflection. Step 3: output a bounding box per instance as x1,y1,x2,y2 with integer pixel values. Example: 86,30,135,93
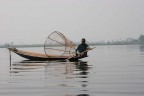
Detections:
10,61,45,74
77,94,89,96
9,60,91,96
75,61,90,76
74,61,91,96
139,45,144,52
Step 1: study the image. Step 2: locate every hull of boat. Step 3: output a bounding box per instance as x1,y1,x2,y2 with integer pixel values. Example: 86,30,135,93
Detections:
8,48,84,61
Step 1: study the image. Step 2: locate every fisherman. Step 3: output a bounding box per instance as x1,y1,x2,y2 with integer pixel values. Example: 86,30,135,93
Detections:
75,38,91,57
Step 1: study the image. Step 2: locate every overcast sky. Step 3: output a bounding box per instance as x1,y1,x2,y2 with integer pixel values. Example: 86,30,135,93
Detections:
0,0,144,44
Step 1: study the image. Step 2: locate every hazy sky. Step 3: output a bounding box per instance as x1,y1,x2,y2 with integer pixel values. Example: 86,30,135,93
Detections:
0,0,144,44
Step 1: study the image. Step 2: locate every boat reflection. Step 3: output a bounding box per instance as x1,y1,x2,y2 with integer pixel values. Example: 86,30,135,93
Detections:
10,60,46,74
9,60,91,96
77,94,89,96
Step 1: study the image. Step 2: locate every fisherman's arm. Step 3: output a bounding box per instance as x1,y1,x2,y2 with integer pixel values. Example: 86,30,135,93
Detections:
86,44,94,50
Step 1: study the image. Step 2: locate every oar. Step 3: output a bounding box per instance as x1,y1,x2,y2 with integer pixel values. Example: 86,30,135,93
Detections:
65,47,95,61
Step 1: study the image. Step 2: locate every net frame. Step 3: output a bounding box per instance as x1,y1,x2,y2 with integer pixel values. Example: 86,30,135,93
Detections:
44,31,76,58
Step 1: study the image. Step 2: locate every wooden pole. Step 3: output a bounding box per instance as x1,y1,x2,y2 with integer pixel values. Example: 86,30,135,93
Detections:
9,50,11,70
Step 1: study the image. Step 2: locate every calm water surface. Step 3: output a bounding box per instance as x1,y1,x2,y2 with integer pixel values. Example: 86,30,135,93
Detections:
0,45,144,96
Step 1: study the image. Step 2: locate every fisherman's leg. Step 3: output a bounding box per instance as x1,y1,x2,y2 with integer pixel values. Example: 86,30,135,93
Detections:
83,52,88,57
76,53,78,56
76,51,80,57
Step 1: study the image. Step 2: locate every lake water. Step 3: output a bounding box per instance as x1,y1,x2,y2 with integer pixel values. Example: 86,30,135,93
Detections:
0,45,144,96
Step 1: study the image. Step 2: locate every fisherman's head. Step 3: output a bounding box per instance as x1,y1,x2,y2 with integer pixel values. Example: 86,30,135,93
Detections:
81,38,86,43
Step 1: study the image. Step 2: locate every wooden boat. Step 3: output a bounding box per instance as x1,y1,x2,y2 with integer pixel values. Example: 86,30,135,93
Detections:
8,31,90,61
8,48,86,61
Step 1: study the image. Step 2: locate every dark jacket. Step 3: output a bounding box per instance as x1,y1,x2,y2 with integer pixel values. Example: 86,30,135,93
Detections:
76,43,89,53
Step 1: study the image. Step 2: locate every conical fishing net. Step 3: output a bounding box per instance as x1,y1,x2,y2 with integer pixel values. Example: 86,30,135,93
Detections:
44,31,76,57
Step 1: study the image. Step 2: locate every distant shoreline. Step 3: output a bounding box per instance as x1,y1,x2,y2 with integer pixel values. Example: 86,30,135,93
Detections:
0,43,143,48
1,34,144,48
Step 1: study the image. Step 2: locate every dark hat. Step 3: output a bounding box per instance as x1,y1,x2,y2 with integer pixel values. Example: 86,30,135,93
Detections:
81,38,86,42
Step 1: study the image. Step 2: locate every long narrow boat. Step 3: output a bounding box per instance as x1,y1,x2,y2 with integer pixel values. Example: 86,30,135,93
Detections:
8,48,86,61
7,31,89,61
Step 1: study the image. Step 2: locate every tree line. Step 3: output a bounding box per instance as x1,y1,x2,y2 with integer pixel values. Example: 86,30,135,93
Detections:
89,34,144,45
